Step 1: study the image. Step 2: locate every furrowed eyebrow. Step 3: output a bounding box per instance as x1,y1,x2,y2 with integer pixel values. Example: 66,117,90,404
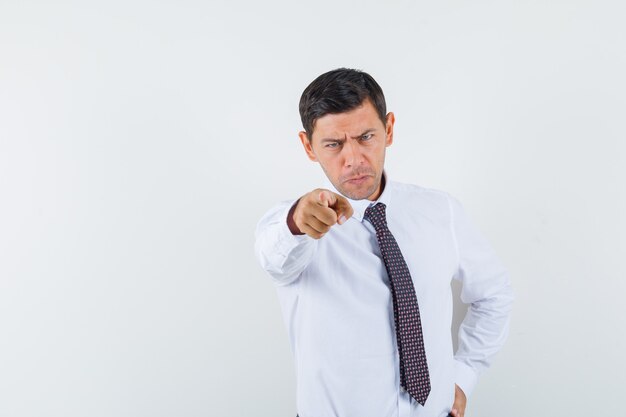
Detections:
320,129,377,143
320,137,344,143
351,128,376,139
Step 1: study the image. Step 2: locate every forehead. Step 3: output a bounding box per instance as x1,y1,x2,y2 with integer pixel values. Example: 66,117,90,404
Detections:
312,99,383,140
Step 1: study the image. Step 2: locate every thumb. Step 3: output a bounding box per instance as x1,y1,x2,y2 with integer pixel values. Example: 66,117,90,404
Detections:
334,195,354,225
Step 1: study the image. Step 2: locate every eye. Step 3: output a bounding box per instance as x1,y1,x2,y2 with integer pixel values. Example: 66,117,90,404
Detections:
325,142,340,148
360,134,373,141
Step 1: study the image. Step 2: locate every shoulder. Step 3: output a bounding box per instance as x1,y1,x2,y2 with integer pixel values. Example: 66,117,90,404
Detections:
388,180,457,222
390,180,454,205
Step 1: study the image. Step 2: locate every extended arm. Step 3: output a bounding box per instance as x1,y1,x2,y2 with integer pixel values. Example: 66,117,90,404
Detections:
255,190,354,285
254,199,318,285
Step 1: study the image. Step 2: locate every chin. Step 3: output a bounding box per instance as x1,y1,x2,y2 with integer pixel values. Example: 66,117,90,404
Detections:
338,184,377,201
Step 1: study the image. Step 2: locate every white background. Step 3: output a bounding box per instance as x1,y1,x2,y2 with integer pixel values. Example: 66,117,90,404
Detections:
1,1,624,416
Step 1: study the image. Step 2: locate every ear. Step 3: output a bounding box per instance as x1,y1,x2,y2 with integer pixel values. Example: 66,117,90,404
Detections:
299,131,318,162
384,112,395,147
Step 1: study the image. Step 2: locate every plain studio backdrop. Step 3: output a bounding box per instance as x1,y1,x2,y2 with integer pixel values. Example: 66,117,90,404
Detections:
1,1,624,416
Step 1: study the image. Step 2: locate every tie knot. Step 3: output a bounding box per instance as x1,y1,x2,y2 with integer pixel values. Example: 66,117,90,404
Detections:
364,202,387,231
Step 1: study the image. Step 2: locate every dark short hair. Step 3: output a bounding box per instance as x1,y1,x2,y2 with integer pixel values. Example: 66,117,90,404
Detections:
299,68,387,140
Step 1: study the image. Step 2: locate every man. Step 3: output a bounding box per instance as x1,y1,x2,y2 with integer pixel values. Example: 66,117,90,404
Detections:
255,68,513,417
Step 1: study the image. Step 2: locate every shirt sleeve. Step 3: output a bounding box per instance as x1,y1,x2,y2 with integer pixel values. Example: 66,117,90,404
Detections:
254,199,319,286
446,194,514,399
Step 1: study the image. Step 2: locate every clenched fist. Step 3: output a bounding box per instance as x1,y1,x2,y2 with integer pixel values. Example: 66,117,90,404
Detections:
287,189,354,239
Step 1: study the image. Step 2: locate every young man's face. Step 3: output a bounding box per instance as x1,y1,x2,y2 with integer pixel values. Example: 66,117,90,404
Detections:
299,99,395,201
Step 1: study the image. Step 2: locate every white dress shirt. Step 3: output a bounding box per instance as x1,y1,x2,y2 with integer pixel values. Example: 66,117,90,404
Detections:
254,172,513,417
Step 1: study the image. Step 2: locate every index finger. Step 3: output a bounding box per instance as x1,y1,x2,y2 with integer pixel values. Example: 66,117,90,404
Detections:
318,190,337,208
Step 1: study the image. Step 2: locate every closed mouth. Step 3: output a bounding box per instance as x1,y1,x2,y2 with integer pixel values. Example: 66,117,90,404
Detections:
345,175,370,182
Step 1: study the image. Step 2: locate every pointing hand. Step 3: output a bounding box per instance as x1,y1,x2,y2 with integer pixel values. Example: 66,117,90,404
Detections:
288,188,355,239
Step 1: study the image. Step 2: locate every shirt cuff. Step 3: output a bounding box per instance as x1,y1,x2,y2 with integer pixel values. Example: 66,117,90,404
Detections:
274,200,314,258
454,359,479,399
273,200,317,274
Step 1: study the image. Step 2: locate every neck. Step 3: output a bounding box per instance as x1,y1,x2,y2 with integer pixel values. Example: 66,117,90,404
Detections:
368,172,386,201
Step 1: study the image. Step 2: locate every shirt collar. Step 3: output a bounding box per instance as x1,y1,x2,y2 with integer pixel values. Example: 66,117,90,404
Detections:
323,170,393,222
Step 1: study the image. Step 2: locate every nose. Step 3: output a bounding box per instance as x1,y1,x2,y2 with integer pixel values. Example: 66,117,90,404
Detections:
342,139,363,167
